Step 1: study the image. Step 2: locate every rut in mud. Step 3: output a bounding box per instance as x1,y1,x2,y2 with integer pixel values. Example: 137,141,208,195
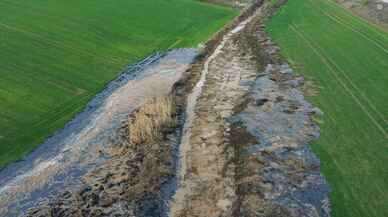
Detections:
3,1,331,216
170,7,261,217
171,1,330,217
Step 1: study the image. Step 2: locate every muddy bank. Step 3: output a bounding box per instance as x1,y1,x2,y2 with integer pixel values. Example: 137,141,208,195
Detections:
0,48,197,217
231,63,330,217
170,0,331,216
337,0,388,27
202,0,253,8
1,0,332,216
1,1,261,215
23,107,181,217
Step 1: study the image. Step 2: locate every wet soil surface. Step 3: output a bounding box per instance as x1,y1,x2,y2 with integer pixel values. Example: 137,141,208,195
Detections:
0,49,197,217
170,8,262,217
170,1,331,217
338,0,388,26
1,1,331,216
231,64,330,217
203,0,253,8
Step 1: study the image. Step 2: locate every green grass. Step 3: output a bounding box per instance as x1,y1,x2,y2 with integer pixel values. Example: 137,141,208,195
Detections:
266,0,388,216
0,0,237,167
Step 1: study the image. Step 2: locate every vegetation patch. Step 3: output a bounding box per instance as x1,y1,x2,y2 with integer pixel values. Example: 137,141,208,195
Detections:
266,0,388,216
0,0,237,167
128,96,176,145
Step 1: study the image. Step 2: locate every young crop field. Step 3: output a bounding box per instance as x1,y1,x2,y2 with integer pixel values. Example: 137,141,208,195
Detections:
0,0,237,167
266,0,388,216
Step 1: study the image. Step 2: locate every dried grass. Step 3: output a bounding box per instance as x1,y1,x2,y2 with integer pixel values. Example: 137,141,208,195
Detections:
128,95,176,145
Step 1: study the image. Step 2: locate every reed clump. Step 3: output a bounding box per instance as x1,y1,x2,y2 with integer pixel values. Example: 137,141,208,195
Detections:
128,95,176,145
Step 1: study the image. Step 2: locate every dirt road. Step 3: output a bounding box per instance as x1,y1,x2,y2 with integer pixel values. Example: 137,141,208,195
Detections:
170,7,261,217
2,1,331,216
171,1,330,216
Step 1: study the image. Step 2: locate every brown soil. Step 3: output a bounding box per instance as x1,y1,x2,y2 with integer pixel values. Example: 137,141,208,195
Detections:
170,1,285,216
20,1,331,216
200,0,253,8
171,0,330,216
336,0,388,29
23,97,179,217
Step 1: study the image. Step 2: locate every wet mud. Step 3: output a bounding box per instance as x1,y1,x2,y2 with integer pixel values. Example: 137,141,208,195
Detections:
0,49,197,217
1,1,332,216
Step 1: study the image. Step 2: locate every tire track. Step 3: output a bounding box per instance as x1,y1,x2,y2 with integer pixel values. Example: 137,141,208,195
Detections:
308,0,388,54
170,7,260,217
298,2,388,125
290,24,388,139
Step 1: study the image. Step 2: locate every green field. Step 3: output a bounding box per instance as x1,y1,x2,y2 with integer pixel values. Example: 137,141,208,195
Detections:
266,0,388,216
0,0,237,167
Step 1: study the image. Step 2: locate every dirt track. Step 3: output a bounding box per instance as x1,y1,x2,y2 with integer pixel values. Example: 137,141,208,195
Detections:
170,7,261,217
171,1,330,216
2,1,332,216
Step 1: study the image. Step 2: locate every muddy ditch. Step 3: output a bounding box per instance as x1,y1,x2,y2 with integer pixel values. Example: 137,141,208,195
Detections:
0,1,332,216
0,1,262,215
170,0,331,216
0,48,197,217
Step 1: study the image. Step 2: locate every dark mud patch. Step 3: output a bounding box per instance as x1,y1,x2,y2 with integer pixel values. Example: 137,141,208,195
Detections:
229,64,331,217
0,49,197,217
167,1,330,216
338,0,388,27
228,2,331,215
23,121,181,217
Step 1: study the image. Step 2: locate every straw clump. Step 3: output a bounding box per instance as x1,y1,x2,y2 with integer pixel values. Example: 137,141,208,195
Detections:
128,95,176,145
